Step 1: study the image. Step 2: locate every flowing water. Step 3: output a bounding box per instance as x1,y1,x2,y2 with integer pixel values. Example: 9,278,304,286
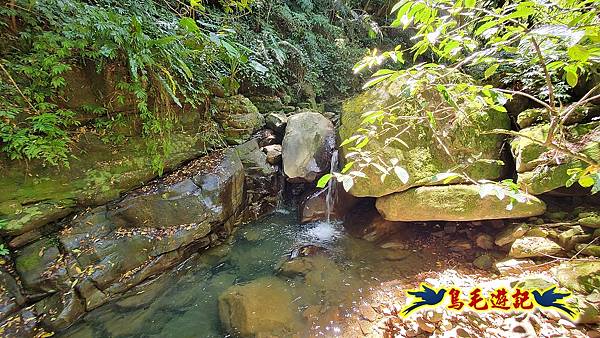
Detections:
60,207,435,338
325,150,339,223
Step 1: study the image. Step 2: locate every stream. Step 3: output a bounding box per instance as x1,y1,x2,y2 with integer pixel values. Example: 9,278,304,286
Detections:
58,206,437,337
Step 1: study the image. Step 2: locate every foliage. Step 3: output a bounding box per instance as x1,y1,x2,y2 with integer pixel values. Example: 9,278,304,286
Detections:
333,0,600,194
0,244,8,256
1,0,376,173
230,1,372,100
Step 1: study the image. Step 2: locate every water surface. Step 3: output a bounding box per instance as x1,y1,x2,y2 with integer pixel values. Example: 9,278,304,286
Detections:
60,207,433,337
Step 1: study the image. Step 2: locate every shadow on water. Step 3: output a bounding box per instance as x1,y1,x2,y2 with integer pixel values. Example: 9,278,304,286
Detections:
59,207,435,338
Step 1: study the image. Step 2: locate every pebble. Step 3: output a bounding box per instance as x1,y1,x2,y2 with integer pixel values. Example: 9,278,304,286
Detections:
405,321,420,337
439,319,453,331
543,309,561,321
359,305,378,322
379,242,406,249
558,318,576,329
456,327,472,337
475,233,495,250
416,316,436,333
449,239,472,252
473,254,494,270
425,309,443,323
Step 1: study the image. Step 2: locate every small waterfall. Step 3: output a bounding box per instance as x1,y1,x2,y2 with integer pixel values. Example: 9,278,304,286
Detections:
325,150,339,223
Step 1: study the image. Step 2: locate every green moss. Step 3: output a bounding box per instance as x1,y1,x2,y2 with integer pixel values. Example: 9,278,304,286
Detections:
16,244,48,272
376,185,546,221
340,75,510,197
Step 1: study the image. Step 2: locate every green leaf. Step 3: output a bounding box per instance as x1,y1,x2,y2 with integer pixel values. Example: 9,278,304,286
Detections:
568,45,591,62
341,161,355,174
371,69,398,77
464,0,475,8
504,2,535,21
363,74,392,89
340,135,360,147
316,174,333,188
474,20,498,36
578,175,595,188
179,17,199,32
484,64,499,79
432,172,461,184
565,66,579,87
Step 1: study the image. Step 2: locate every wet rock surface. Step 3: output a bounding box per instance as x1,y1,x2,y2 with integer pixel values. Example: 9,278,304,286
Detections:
298,182,358,223
218,277,302,337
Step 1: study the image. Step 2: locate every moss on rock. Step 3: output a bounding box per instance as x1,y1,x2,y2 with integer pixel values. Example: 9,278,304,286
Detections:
339,73,510,197
376,184,546,221
0,112,216,237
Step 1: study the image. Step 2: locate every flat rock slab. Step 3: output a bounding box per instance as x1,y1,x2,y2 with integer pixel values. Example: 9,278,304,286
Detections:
376,184,546,221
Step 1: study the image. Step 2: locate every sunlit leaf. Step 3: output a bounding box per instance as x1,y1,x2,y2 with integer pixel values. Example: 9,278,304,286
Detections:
578,175,595,188
394,166,409,184
316,174,333,188
484,64,499,79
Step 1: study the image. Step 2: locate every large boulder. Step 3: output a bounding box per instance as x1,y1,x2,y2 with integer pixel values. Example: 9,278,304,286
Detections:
218,277,301,337
512,121,600,194
234,140,281,222
282,112,335,182
376,185,546,221
213,95,265,145
339,73,510,197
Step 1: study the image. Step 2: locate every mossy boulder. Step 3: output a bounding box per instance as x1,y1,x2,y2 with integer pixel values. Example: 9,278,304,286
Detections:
213,95,265,145
339,73,510,197
248,96,284,114
376,185,546,221
512,121,600,194
511,121,600,173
